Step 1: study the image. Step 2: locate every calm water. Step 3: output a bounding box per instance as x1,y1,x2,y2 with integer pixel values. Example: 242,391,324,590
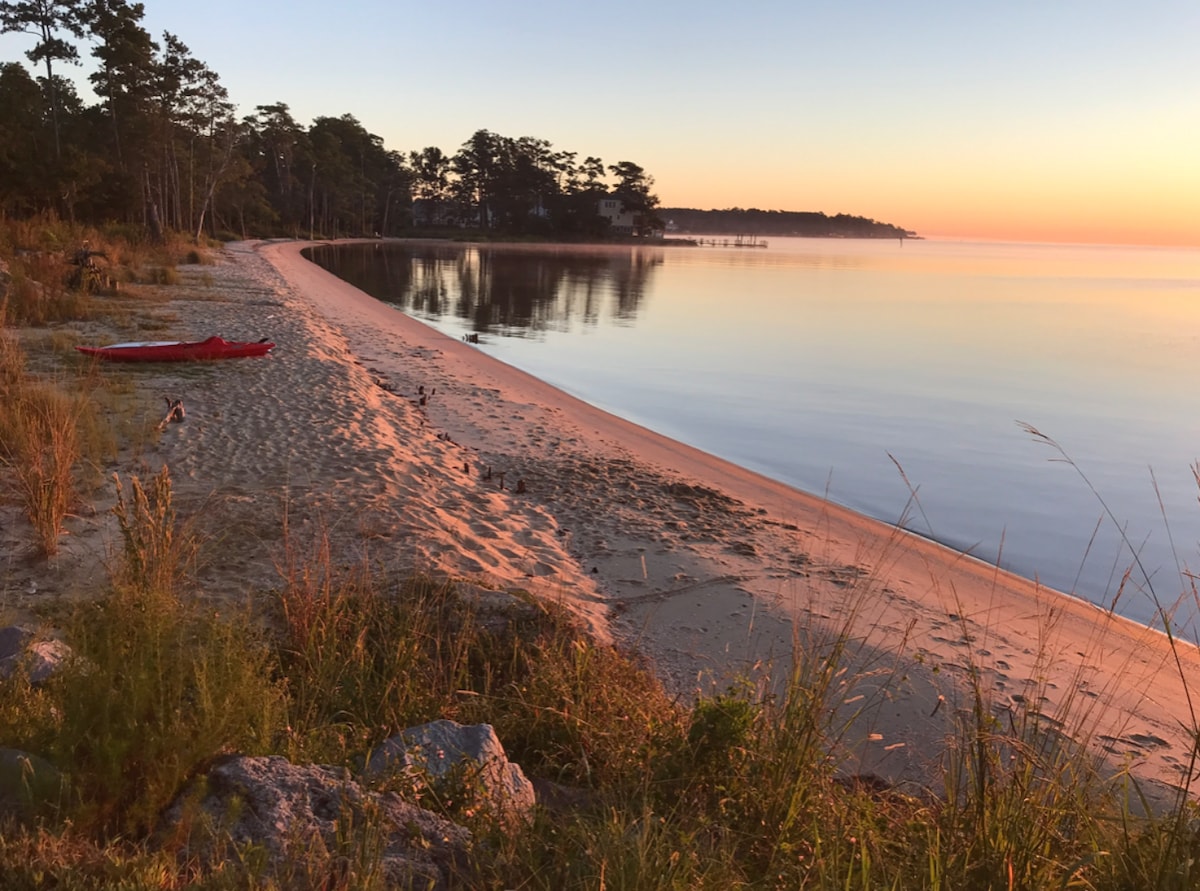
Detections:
307,238,1200,633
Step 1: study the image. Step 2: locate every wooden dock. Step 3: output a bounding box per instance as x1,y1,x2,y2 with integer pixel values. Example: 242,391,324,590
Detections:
693,235,768,249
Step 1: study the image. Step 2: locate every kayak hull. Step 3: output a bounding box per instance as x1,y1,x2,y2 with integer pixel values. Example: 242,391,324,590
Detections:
76,336,274,362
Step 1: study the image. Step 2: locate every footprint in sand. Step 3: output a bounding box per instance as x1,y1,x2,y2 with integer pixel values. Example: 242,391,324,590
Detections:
469,523,500,540
1128,733,1170,749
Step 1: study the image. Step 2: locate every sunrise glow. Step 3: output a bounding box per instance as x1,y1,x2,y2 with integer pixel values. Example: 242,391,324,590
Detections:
2,0,1197,246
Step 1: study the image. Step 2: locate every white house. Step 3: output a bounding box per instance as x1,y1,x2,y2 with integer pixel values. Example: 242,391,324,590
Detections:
597,198,636,235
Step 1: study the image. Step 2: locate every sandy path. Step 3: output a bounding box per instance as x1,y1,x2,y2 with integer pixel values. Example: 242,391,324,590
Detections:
16,238,1198,803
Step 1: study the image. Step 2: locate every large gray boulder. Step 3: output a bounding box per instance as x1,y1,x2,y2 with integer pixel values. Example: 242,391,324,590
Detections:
162,755,470,890
364,720,535,826
0,625,72,684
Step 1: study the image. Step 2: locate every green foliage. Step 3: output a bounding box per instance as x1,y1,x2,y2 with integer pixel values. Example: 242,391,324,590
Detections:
0,10,921,244
685,683,759,778
929,686,1110,888
4,531,1200,886
483,805,745,891
1,269,1198,884
272,518,685,788
464,600,685,792
0,827,195,891
661,207,914,238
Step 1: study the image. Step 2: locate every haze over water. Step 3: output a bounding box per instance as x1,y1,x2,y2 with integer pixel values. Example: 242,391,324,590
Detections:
309,238,1200,634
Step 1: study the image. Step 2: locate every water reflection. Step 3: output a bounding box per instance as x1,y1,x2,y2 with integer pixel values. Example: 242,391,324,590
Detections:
303,236,1200,632
307,242,663,338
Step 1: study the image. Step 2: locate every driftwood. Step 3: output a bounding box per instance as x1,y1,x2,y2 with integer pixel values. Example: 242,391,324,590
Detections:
158,397,185,431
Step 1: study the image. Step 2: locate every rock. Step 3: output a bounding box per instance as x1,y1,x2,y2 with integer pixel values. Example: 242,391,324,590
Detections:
0,625,28,661
0,626,72,684
0,748,66,822
365,720,535,826
161,755,470,890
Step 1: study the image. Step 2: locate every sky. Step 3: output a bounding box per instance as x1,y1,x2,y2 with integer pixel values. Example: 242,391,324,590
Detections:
3,0,1198,246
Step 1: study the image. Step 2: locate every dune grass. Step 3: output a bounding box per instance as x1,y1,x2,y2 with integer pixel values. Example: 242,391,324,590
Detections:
0,371,80,556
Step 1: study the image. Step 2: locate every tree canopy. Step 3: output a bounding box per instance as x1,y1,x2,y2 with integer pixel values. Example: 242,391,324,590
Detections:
0,1,912,242
0,2,663,242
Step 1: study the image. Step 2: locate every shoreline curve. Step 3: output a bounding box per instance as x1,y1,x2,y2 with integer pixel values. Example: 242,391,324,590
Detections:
152,238,1200,801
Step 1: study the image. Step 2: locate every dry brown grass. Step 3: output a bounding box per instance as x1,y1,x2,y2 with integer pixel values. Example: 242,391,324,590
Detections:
0,380,79,555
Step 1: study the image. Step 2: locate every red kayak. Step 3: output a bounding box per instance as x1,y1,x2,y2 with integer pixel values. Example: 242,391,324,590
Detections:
75,336,275,363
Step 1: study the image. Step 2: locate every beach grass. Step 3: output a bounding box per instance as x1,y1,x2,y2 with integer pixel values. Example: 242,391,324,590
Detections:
4,458,1200,888
5,220,1200,887
0,372,80,556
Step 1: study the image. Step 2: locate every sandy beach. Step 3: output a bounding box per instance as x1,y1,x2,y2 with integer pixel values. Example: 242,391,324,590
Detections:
17,239,1200,802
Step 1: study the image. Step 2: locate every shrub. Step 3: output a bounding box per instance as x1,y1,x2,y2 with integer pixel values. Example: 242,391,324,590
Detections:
183,248,213,265
143,265,180,286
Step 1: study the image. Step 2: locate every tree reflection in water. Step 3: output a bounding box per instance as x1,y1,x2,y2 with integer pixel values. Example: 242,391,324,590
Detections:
306,242,664,339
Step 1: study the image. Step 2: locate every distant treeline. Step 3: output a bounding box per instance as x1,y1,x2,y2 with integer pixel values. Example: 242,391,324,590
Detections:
0,0,910,243
662,208,915,239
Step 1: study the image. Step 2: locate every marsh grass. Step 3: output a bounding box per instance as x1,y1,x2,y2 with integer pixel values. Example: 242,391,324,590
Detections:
1,252,93,325
0,214,201,314
152,265,181,286
272,517,683,786
468,595,685,793
0,319,26,392
0,827,192,890
933,681,1111,888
